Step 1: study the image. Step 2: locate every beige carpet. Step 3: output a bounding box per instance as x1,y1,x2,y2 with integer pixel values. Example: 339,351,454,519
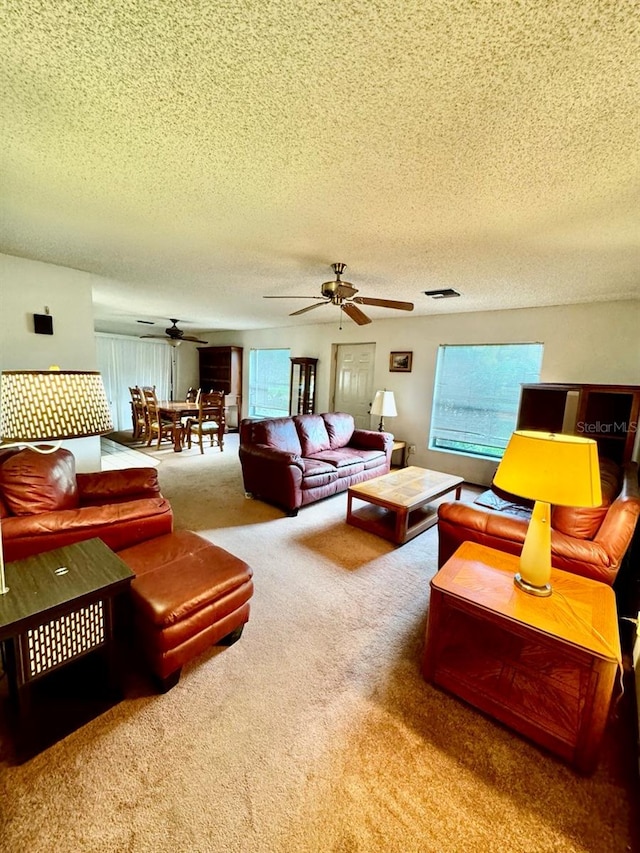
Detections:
1,433,638,852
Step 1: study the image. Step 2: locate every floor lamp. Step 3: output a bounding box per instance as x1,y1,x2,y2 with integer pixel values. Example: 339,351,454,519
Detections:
493,430,601,597
0,369,113,595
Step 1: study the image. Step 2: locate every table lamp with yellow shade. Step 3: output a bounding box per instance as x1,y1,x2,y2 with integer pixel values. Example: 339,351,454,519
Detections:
493,430,602,597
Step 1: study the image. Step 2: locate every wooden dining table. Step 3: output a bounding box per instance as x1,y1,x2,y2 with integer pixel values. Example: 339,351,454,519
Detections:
156,401,200,452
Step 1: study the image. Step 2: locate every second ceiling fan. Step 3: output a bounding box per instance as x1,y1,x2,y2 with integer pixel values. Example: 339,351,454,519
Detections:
263,263,414,325
140,319,208,345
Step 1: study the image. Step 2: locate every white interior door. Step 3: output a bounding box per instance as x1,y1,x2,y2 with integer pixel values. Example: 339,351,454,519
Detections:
333,343,376,429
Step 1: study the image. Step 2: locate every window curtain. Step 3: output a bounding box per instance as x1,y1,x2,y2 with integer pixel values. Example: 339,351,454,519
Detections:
96,334,172,432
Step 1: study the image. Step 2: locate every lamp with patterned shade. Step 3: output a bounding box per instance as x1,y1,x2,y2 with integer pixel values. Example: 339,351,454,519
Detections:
0,369,113,595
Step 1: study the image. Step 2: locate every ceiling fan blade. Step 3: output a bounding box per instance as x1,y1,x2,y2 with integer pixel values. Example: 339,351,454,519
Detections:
352,297,414,311
342,303,372,325
263,295,324,299
140,334,168,340
182,336,209,344
290,302,329,317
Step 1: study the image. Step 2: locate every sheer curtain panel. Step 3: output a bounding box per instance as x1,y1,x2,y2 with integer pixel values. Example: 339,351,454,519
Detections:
96,334,172,432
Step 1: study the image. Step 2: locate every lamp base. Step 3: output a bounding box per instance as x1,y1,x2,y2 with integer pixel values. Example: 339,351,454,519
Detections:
514,572,552,597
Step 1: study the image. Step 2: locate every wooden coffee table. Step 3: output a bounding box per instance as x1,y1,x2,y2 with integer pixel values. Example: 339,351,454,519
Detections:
346,465,463,545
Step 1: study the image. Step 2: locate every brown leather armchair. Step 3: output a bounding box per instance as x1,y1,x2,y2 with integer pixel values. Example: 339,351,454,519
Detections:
437,459,640,586
0,447,173,562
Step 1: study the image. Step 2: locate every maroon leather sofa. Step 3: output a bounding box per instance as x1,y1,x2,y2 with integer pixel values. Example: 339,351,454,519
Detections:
437,458,640,586
239,412,393,515
0,447,173,562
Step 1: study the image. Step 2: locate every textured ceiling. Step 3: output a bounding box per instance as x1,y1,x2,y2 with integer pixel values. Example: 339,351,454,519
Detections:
2,0,639,336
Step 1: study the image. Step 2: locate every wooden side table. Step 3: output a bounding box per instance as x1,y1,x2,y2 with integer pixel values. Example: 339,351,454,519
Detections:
422,542,621,773
391,440,407,468
0,538,134,759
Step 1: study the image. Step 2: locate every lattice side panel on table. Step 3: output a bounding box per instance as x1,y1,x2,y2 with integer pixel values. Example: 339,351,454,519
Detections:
22,601,106,680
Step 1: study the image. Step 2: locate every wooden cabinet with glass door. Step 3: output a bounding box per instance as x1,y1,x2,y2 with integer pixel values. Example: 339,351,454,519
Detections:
289,357,318,416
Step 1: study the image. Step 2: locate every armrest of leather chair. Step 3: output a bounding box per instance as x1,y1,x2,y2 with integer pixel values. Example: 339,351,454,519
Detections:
77,467,162,505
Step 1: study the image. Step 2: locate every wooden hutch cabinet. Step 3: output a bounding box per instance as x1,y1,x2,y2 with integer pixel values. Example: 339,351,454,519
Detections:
198,346,243,430
517,383,640,464
289,357,317,416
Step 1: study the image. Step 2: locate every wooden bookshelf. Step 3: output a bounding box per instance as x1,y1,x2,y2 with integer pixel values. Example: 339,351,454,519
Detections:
517,383,640,464
198,346,243,430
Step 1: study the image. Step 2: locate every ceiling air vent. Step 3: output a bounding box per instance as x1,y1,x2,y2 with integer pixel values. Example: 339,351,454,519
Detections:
423,288,461,299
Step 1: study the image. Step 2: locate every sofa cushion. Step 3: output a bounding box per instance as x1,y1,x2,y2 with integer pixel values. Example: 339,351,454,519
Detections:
307,449,364,470
251,417,302,455
0,447,79,515
342,448,387,469
323,412,355,449
551,457,620,540
294,415,331,456
301,463,339,489
301,458,336,476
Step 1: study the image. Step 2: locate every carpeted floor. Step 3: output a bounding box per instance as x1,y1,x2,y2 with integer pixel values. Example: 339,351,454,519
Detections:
0,432,638,852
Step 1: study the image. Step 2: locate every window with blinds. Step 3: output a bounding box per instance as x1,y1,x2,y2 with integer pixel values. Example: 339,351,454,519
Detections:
248,348,291,418
428,343,543,460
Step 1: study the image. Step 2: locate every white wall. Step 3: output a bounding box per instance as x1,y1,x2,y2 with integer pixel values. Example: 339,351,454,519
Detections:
203,299,640,485
3,250,637,484
0,253,102,470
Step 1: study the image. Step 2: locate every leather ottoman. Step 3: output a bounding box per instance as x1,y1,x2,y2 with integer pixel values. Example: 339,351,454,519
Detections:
117,530,253,692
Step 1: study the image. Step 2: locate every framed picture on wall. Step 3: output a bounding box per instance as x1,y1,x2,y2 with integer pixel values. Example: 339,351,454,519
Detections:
389,351,412,372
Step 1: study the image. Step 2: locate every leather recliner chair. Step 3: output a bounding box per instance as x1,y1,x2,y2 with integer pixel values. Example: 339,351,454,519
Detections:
0,447,173,562
437,458,640,586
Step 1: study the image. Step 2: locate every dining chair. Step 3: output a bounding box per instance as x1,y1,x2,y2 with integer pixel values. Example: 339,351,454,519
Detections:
185,387,200,403
129,386,148,442
142,386,177,449
185,391,225,454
